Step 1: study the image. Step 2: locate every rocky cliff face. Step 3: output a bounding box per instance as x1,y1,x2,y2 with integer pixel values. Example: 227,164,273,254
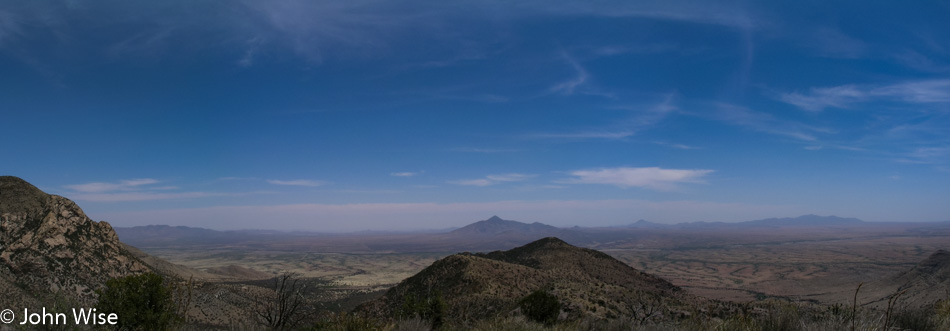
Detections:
0,176,150,305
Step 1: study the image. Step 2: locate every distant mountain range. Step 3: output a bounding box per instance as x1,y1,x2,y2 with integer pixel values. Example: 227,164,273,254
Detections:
117,214,871,243
450,215,561,236
625,214,866,229
114,214,950,253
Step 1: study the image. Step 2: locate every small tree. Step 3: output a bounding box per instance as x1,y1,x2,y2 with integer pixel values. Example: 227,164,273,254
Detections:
95,273,179,330
256,272,305,330
625,290,664,325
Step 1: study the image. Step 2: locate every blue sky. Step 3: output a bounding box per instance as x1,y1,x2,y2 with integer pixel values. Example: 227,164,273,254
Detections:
2,1,949,231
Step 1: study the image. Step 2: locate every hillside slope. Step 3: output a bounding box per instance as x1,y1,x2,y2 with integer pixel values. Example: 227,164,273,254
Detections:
358,237,718,324
862,249,950,308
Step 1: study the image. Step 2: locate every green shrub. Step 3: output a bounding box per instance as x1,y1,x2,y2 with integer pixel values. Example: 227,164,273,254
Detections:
893,307,939,331
519,290,561,326
397,292,446,329
937,298,950,319
95,273,179,330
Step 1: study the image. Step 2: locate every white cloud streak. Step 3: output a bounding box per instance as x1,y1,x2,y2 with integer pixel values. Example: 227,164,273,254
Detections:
891,50,950,73
549,52,590,95
266,179,326,187
529,130,636,140
779,85,866,112
529,93,677,140
0,9,23,46
777,79,950,111
390,171,422,177
562,167,713,190
873,80,950,104
449,173,535,186
450,147,521,153
711,103,829,141
654,141,699,150
805,27,867,58
61,178,235,202
512,0,757,29
0,0,760,76
65,178,160,193
69,191,224,202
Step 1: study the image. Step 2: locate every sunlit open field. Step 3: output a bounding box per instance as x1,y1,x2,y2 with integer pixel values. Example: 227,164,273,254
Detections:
148,248,447,287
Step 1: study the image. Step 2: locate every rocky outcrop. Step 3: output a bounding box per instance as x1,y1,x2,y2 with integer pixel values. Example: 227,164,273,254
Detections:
0,176,150,305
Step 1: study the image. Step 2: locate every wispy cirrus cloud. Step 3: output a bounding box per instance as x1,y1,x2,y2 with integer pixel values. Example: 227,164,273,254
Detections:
804,27,868,59
528,130,636,140
776,79,950,111
909,146,950,160
589,43,681,57
711,103,830,141
0,9,23,46
450,147,522,153
891,49,950,73
449,173,535,186
65,178,160,193
391,171,423,177
893,146,950,165
873,80,950,104
528,93,677,140
217,176,259,181
63,178,228,202
516,0,757,29
69,191,225,202
778,85,866,112
266,179,326,187
0,0,760,76
654,141,700,150
561,167,713,190
549,52,591,96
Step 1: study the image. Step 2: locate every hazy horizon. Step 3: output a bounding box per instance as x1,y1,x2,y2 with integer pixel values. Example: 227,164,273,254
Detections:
3,1,949,231
109,214,947,234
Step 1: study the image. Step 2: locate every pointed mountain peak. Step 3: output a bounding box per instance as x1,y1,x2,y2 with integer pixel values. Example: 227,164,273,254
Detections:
486,215,504,222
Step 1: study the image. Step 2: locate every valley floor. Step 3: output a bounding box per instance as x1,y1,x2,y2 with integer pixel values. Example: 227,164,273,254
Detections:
138,231,950,307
